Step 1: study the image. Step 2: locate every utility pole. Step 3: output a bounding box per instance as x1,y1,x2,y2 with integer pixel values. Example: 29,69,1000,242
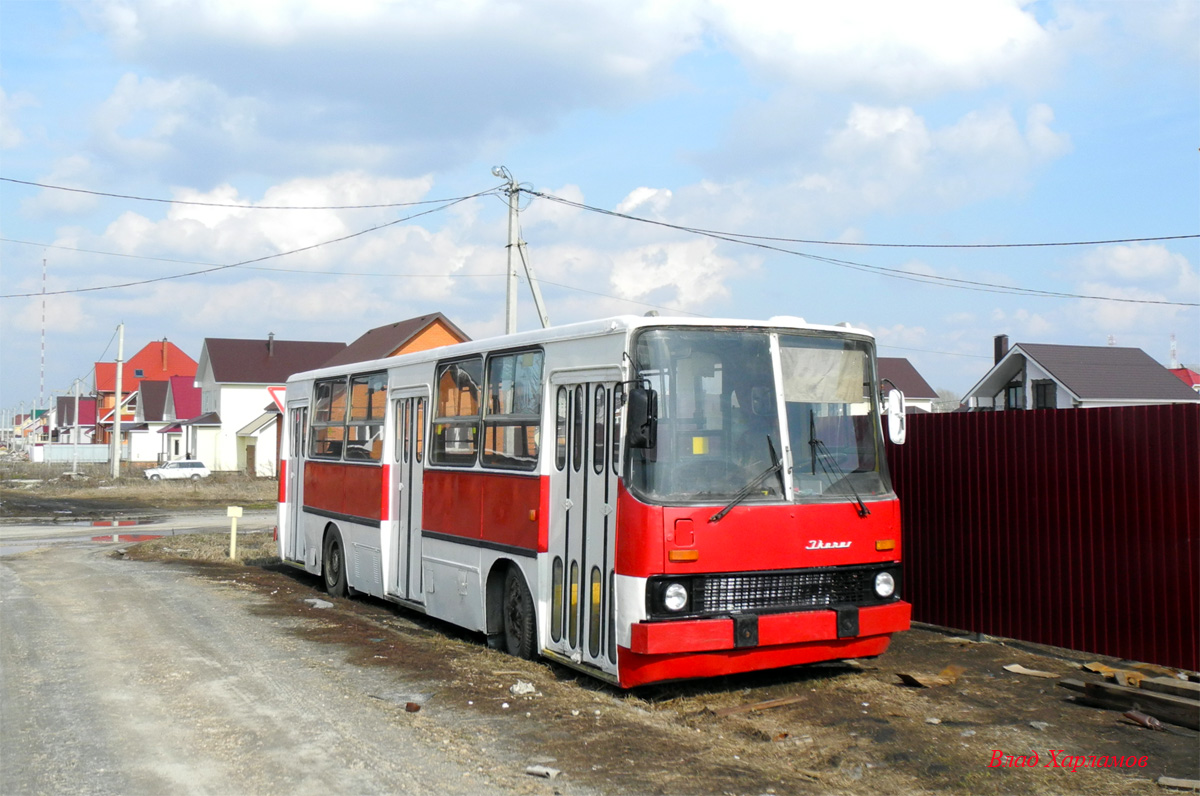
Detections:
496,166,520,335
40,258,46,417
492,165,549,334
110,323,124,479
72,379,81,476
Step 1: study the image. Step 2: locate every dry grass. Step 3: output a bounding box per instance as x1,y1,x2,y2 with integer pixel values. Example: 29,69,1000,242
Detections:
0,461,277,510
123,530,281,567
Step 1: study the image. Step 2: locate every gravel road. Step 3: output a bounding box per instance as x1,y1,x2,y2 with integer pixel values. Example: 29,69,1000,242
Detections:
0,544,571,796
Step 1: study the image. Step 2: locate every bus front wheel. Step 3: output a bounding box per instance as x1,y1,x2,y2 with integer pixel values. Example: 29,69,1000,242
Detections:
502,567,536,660
323,529,348,598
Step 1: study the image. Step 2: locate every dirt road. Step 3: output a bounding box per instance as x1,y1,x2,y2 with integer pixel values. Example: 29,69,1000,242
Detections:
3,536,1197,795
0,543,576,796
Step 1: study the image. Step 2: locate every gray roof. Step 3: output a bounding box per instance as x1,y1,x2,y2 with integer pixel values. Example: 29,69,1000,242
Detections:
971,343,1200,402
138,380,169,422
1019,343,1200,401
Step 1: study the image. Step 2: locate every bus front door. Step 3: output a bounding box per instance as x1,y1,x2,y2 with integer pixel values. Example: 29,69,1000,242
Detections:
546,375,620,678
389,390,428,603
285,403,308,564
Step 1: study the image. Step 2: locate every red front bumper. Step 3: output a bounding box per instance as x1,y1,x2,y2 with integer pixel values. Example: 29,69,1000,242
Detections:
618,600,911,688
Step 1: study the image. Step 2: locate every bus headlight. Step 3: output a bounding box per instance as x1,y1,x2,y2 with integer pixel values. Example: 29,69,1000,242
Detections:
874,571,896,598
663,582,689,612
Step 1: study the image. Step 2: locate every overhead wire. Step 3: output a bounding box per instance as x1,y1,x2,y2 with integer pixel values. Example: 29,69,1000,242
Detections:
526,190,1199,307
0,190,497,298
3,179,1196,306
0,176,506,211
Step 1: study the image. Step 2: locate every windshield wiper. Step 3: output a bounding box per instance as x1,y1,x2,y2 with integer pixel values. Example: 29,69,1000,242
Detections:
710,436,783,523
811,436,871,518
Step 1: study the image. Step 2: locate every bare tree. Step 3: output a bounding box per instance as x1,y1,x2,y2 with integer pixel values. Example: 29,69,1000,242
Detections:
933,388,961,413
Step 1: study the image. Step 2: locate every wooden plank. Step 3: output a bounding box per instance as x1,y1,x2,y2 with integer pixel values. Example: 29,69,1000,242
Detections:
1058,679,1200,730
711,695,808,717
1140,676,1200,700
1157,776,1200,791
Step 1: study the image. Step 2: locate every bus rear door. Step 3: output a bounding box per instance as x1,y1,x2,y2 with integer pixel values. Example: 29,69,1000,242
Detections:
547,371,620,677
389,388,428,603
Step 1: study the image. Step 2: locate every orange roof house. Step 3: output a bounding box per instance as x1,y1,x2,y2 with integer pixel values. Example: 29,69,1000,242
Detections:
95,339,198,441
321,313,470,369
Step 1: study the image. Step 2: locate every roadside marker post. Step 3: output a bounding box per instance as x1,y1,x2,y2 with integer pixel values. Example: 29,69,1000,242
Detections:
227,506,243,560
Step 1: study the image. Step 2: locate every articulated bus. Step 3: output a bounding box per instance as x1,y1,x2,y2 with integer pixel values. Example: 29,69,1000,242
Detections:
277,315,911,688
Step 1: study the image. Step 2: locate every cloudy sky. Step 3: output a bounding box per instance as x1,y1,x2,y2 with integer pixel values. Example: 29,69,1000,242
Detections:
2,0,1197,413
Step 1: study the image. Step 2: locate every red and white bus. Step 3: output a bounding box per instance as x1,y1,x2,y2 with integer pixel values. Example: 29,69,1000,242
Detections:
277,315,910,688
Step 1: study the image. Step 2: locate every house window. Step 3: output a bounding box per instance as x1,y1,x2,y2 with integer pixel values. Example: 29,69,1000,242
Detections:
1005,383,1024,411
1033,381,1057,410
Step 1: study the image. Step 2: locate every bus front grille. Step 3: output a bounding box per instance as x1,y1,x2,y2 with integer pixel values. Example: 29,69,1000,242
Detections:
696,567,881,614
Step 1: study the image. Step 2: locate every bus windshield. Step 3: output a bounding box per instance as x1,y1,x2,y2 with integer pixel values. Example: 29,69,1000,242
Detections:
627,328,893,505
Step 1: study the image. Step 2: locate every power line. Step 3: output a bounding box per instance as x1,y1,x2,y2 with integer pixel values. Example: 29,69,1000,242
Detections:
525,190,1197,249
0,176,507,211
0,234,706,314
528,190,1199,307
9,175,1194,248
0,193,491,298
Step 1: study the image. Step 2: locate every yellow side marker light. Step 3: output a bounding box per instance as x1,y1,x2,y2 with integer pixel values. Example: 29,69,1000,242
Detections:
668,549,700,563
875,539,896,552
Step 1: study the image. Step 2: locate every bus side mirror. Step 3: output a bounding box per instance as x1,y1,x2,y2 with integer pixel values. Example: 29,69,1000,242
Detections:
886,389,906,445
626,386,658,449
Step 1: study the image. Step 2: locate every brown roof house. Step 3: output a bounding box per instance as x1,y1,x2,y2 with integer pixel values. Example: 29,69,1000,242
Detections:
965,335,1200,411
193,334,347,474
322,313,469,369
877,358,939,413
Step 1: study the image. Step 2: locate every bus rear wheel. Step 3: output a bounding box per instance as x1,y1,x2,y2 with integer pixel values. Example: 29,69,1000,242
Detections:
502,567,536,660
323,530,348,598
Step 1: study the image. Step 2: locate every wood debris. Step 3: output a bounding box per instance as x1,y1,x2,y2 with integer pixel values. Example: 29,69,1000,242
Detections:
1059,677,1200,731
896,665,966,688
1003,663,1058,679
1157,776,1200,792
710,695,807,717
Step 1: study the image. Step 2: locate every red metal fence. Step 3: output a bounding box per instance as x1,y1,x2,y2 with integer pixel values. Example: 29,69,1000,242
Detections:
886,404,1199,671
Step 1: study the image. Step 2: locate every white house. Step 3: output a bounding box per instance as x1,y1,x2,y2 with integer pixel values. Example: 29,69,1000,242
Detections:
965,335,1200,411
193,335,346,475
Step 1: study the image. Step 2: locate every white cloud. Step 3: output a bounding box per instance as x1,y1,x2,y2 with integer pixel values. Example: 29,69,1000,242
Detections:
616,187,674,216
1064,244,1199,336
1076,243,1197,288
772,102,1072,216
707,0,1053,96
0,87,36,149
873,324,928,348
22,156,104,217
610,238,738,307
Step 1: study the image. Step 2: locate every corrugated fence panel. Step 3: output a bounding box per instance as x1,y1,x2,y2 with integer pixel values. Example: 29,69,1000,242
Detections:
886,404,1199,671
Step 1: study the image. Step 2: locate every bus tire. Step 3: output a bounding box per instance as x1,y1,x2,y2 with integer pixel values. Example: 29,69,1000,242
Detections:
502,567,536,660
323,528,348,598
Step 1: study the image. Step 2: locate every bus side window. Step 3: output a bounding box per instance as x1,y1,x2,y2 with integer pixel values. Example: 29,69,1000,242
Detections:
415,398,425,462
592,386,607,474
431,358,483,466
555,387,568,471
481,349,543,471
311,377,348,459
